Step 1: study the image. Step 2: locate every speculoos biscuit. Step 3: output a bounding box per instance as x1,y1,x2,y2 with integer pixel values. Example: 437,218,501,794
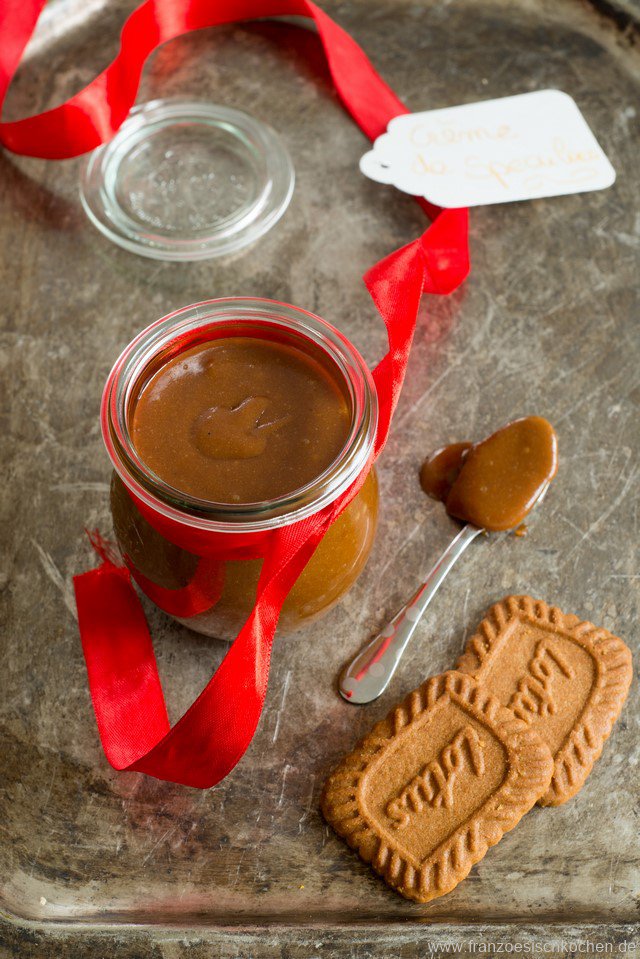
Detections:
456,595,633,806
321,671,553,903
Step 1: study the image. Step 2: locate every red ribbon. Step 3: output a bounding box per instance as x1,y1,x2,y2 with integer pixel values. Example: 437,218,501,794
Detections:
1,0,470,787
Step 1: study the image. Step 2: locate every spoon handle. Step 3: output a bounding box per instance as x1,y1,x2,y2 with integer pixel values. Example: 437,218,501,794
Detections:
338,523,482,704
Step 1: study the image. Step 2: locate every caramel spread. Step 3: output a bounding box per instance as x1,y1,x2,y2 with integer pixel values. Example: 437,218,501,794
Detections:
130,337,352,503
112,331,378,637
419,442,471,502
420,416,558,531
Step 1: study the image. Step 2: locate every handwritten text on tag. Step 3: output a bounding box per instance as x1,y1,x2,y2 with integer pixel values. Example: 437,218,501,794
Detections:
360,90,615,208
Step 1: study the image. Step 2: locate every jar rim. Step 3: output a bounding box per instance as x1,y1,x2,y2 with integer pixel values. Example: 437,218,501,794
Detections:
101,297,378,533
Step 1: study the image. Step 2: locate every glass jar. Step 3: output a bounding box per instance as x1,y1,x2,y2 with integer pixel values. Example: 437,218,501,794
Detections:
102,298,379,639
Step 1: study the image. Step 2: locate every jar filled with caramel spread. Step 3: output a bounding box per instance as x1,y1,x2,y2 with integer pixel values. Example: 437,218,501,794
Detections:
102,299,379,638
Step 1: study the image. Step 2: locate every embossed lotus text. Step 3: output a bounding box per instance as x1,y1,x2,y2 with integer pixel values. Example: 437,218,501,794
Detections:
508,640,573,722
385,725,486,829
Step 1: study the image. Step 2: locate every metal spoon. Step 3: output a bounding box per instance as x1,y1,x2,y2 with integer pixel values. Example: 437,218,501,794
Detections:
338,486,549,705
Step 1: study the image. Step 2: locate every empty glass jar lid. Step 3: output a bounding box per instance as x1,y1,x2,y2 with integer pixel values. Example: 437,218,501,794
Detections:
80,99,295,261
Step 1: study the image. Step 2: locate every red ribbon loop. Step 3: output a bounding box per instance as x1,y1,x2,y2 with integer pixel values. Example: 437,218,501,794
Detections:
2,0,470,787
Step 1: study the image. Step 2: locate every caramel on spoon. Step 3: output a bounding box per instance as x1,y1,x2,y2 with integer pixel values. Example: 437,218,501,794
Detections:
420,416,558,531
339,416,558,704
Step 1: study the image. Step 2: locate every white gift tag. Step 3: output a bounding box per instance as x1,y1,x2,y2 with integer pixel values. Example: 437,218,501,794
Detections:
360,90,615,208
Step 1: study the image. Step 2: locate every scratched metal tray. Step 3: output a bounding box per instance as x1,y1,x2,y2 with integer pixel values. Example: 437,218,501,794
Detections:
1,0,638,955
